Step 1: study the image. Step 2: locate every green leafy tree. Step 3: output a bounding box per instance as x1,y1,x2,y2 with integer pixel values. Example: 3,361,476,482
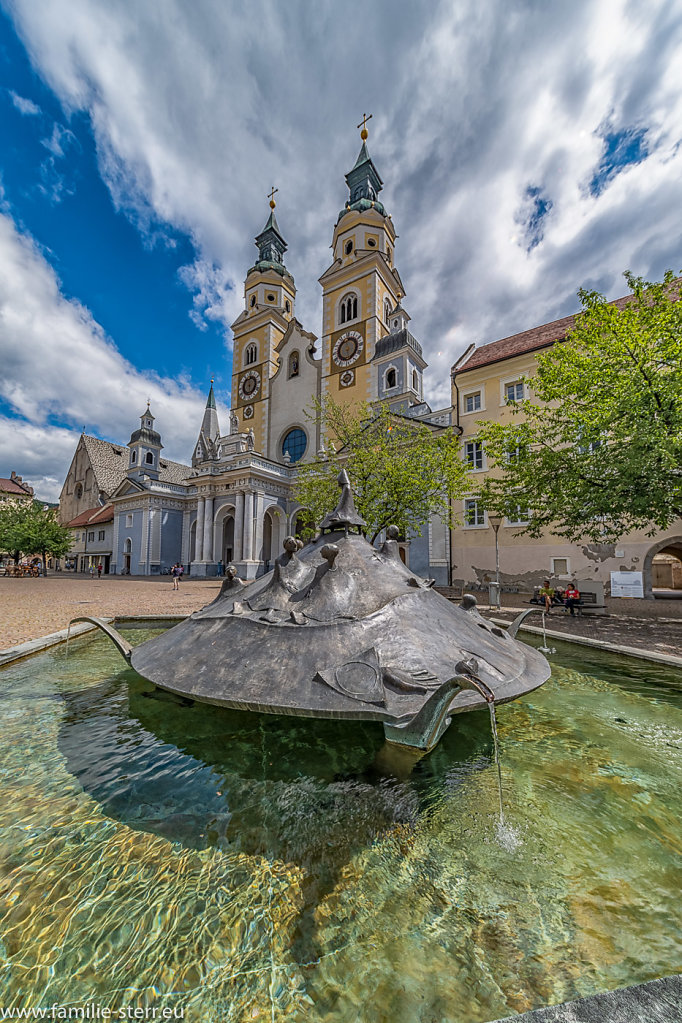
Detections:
478,270,682,543
0,500,73,574
294,396,472,543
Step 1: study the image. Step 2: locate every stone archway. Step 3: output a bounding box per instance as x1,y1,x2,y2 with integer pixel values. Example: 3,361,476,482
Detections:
643,536,682,598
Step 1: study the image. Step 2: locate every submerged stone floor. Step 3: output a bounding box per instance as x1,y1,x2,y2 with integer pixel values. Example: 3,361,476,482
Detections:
492,973,682,1021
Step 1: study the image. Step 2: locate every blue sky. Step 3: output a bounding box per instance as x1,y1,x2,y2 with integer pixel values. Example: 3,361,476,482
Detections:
1,0,681,500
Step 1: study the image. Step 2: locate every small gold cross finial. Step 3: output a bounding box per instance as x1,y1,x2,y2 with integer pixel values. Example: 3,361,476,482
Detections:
268,186,278,210
357,112,372,140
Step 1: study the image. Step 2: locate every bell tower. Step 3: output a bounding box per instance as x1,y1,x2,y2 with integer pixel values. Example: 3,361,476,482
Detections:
230,189,296,453
319,116,405,406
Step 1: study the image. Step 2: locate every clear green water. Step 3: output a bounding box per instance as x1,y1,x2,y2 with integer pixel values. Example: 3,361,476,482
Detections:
0,630,680,1021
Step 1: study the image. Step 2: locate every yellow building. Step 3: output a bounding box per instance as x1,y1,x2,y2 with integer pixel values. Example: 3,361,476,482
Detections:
451,310,682,600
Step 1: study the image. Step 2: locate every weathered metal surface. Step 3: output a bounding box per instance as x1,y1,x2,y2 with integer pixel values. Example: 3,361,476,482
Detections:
128,532,549,750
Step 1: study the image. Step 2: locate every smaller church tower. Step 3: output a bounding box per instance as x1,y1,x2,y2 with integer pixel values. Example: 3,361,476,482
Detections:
230,190,296,453
192,380,221,466
127,403,163,479
372,302,427,406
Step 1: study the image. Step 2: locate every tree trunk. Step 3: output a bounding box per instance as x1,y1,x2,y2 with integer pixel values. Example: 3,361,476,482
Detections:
42,551,48,576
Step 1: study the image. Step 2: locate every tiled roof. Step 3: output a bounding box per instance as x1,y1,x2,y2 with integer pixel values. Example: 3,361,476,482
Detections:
455,295,633,373
0,477,32,496
81,435,191,491
66,504,114,528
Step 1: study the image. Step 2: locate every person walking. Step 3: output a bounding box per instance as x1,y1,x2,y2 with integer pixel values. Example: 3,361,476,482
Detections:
171,563,180,591
88,564,95,579
97,563,103,579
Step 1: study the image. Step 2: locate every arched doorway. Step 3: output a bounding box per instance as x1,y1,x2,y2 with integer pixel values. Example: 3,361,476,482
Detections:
123,537,132,575
222,516,235,565
644,537,682,599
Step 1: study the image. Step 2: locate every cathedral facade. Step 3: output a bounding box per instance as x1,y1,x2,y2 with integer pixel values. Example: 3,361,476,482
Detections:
64,132,452,581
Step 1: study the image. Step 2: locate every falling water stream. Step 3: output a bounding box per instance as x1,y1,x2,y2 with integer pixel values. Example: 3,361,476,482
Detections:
1,629,681,1021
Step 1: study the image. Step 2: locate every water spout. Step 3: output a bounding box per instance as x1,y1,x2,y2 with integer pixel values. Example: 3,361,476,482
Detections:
539,612,556,655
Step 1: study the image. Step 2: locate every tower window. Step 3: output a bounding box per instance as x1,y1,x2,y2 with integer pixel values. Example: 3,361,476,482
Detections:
339,293,358,325
250,295,256,307
384,299,391,324
344,240,353,256
285,299,291,313
267,293,275,302
145,452,154,465
412,369,419,391
288,350,300,378
282,428,307,464
131,450,137,463
367,237,376,247
385,368,397,389
245,343,258,366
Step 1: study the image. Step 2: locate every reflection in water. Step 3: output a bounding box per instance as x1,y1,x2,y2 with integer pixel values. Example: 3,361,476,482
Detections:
0,630,680,1022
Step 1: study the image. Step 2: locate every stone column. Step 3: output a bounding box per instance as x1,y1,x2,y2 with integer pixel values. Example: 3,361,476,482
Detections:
242,491,254,562
195,496,205,564
233,492,244,562
203,496,214,561
253,493,265,565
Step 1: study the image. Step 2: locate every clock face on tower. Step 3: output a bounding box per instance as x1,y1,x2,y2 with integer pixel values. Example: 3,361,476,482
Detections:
332,330,364,367
239,369,261,400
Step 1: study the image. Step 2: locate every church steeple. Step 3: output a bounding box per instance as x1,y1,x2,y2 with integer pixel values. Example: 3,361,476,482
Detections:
128,402,163,478
252,188,289,274
192,380,221,467
340,117,387,220
230,190,297,451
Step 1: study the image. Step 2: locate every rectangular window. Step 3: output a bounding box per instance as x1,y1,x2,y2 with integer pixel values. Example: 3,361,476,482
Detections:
465,440,484,469
87,531,95,542
464,392,481,413
126,513,133,528
506,445,522,463
81,532,86,542
552,557,570,576
464,499,486,527
505,507,529,525
505,381,524,403
98,530,106,541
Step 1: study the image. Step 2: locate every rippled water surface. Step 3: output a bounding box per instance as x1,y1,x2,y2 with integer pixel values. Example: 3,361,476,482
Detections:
0,629,680,1021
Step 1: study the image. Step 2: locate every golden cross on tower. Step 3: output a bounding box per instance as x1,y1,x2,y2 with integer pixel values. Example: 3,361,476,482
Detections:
357,112,372,140
268,186,278,210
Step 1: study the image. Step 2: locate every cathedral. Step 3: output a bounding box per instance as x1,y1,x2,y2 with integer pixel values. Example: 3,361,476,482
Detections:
61,127,453,581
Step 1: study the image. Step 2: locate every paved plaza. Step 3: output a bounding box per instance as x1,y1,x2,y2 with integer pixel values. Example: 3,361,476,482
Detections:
0,573,220,649
2,572,682,660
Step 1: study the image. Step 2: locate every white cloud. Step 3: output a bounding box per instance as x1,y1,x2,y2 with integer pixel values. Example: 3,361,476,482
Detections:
9,89,40,115
5,0,682,416
0,211,226,501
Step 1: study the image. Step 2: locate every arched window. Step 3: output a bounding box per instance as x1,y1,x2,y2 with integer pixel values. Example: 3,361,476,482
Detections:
344,240,353,255
281,428,307,464
131,450,137,463
412,370,419,391
124,537,132,553
385,367,397,389
145,452,154,465
245,342,257,366
339,293,358,325
384,298,392,324
288,350,300,378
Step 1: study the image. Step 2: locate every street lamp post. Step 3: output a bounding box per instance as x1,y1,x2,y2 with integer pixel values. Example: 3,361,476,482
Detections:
488,513,503,609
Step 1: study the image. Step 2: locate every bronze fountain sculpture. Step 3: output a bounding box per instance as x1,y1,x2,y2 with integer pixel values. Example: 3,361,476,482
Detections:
71,471,550,755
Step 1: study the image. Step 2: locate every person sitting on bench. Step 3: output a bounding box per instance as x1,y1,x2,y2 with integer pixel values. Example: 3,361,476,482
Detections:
564,582,581,616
